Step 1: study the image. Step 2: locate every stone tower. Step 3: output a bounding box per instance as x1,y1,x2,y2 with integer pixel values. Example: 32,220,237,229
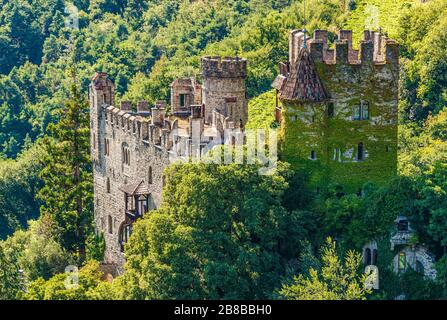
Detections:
201,56,248,127
273,29,399,193
90,72,115,166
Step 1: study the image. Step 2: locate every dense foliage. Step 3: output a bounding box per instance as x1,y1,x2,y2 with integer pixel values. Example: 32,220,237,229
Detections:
1,0,447,300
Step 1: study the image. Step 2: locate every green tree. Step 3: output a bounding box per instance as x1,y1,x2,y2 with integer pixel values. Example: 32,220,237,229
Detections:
118,162,311,299
21,260,113,300
279,238,370,300
38,78,93,261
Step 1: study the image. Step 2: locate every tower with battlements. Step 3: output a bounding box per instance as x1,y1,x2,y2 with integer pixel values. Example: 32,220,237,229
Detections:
273,29,399,193
90,57,247,274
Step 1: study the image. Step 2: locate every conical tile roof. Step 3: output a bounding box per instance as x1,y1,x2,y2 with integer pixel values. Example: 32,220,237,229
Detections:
280,48,328,102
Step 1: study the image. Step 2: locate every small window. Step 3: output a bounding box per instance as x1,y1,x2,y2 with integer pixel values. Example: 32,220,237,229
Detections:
328,103,334,118
122,145,130,165
397,219,409,232
108,215,113,234
386,145,390,152
361,101,369,120
148,166,153,185
179,94,186,108
398,252,406,272
353,105,361,120
310,150,316,160
372,249,378,265
364,248,371,265
106,178,111,193
353,101,369,120
357,143,364,161
104,138,110,156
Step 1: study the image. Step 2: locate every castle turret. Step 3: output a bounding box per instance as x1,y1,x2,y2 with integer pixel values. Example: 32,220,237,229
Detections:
201,56,248,127
89,72,115,165
273,29,399,193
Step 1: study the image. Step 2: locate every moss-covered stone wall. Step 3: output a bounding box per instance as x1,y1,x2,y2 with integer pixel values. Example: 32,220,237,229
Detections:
280,46,398,193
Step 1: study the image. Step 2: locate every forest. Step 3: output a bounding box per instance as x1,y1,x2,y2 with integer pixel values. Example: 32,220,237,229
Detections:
1,0,447,300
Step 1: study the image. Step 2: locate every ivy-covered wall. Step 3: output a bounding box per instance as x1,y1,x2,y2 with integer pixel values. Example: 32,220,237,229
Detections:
280,52,398,193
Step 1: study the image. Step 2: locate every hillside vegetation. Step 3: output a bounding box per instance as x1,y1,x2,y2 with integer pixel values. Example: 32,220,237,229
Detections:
1,0,447,300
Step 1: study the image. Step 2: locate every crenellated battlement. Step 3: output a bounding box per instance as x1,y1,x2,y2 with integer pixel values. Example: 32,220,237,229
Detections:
289,29,399,66
201,56,247,78
316,29,397,65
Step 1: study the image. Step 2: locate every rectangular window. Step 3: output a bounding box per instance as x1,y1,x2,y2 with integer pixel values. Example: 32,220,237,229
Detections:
353,101,369,120
361,101,369,120
328,103,334,118
179,94,186,108
353,105,361,120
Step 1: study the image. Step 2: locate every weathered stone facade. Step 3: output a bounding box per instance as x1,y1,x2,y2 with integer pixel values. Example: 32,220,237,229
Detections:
273,29,399,192
90,57,247,273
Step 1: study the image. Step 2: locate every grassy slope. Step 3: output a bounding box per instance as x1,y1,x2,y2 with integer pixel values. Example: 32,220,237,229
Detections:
344,0,418,46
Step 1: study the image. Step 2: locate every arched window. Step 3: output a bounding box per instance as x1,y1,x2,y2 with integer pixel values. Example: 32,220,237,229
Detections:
148,166,153,185
122,144,130,165
231,136,236,146
364,248,371,265
106,178,110,193
357,143,364,161
372,249,378,265
108,215,113,234
310,150,316,160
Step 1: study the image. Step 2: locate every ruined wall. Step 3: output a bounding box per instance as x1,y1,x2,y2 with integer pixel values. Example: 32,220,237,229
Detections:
279,30,398,193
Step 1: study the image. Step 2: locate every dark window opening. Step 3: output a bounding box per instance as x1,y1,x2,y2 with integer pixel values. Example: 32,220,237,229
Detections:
372,249,378,265
148,166,153,185
106,178,110,193
179,94,186,108
364,248,371,265
328,103,334,118
357,143,364,161
108,215,113,234
397,219,409,232
310,150,316,160
119,223,133,252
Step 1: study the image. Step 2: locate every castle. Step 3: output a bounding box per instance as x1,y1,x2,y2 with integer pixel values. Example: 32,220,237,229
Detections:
90,56,248,272
273,29,399,193
90,29,399,273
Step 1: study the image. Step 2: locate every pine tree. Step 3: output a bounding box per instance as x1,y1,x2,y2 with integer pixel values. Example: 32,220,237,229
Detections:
38,74,93,262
